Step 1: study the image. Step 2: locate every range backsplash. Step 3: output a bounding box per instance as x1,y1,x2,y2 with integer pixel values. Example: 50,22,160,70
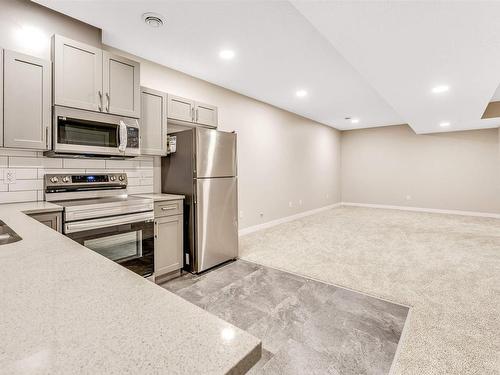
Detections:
0,149,154,204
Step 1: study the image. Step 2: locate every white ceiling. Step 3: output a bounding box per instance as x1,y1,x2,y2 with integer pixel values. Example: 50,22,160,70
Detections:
35,0,500,134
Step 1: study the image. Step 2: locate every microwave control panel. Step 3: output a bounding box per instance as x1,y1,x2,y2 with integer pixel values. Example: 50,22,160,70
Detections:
126,127,140,148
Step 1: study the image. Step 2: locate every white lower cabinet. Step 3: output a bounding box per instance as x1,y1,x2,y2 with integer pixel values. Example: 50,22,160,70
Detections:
154,201,184,280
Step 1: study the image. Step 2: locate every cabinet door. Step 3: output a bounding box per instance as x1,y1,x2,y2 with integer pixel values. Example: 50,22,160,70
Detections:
53,35,102,112
28,212,62,233
3,50,51,150
154,214,183,277
168,94,195,123
140,87,167,155
103,51,140,118
195,102,218,128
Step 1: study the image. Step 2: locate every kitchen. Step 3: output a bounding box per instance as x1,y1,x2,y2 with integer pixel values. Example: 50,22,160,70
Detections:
0,1,260,373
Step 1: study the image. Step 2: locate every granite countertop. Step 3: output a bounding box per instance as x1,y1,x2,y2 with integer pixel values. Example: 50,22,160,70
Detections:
0,201,260,374
131,193,185,202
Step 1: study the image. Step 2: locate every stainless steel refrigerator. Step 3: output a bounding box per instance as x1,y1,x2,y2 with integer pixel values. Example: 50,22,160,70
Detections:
161,127,238,273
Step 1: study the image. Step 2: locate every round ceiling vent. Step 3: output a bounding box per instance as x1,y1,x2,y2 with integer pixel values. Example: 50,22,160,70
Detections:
142,13,165,28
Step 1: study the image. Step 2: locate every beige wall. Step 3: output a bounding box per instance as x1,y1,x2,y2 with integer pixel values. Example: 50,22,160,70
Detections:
0,0,342,228
341,124,500,214
109,47,341,228
0,0,100,60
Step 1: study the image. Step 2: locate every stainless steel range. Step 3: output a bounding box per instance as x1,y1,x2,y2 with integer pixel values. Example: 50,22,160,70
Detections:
45,173,155,278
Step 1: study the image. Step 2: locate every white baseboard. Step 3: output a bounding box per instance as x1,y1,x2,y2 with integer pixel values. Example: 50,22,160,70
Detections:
341,202,500,219
238,203,342,236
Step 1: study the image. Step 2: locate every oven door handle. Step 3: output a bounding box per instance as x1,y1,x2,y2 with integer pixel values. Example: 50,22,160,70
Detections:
118,121,128,152
65,211,153,234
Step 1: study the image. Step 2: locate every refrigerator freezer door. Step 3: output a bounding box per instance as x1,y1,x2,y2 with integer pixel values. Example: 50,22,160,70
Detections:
196,128,237,178
195,177,238,272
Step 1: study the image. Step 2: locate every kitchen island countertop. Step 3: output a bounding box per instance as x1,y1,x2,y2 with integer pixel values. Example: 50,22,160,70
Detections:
0,201,261,374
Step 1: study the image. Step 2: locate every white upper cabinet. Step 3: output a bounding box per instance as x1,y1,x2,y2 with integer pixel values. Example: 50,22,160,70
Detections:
140,87,167,155
103,51,140,118
53,35,102,112
167,94,218,128
168,94,195,123
195,102,218,128
53,35,140,118
3,49,51,150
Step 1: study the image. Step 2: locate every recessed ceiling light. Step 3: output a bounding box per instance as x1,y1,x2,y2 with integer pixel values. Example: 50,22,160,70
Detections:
142,13,165,28
295,89,308,98
219,50,235,60
432,85,449,94
439,121,451,127
350,118,360,124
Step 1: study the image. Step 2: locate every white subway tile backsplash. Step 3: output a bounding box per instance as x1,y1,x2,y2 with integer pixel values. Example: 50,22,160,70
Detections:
141,178,154,186
0,149,37,157
9,157,62,168
0,148,159,203
9,179,43,192
105,159,141,169
127,178,141,186
0,168,38,180
0,152,156,204
0,191,38,203
63,158,106,169
140,160,154,168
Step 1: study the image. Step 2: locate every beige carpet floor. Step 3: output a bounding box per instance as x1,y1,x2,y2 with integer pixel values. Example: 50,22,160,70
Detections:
239,206,500,375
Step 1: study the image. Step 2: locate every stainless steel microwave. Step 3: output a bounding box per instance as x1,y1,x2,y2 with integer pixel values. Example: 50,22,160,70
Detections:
45,106,140,158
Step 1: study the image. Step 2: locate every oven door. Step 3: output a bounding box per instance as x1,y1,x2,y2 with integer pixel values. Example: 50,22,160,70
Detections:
66,213,154,277
52,106,139,157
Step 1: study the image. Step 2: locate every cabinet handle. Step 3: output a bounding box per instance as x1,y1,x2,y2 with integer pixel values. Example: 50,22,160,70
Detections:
106,92,110,112
45,127,49,149
98,91,103,111
195,108,199,122
191,107,194,122
161,205,177,211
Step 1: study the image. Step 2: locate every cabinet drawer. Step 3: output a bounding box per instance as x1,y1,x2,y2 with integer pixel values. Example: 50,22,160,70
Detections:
154,200,183,218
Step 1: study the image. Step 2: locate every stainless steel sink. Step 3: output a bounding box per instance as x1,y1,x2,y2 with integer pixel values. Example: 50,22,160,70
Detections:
0,220,22,245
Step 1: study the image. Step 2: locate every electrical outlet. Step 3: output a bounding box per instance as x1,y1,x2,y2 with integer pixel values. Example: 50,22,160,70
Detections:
288,201,293,208
299,199,303,206
239,210,244,219
326,193,329,199
4,169,16,184
406,195,412,200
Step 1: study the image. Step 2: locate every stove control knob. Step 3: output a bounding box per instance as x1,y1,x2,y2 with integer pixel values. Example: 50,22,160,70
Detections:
62,176,70,183
50,176,59,183
119,175,125,181
110,175,116,181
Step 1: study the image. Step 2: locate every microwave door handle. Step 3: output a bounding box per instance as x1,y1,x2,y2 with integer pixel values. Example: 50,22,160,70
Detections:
118,121,127,152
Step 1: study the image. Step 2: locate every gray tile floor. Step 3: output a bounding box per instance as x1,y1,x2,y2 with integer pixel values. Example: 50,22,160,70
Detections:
160,260,408,374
